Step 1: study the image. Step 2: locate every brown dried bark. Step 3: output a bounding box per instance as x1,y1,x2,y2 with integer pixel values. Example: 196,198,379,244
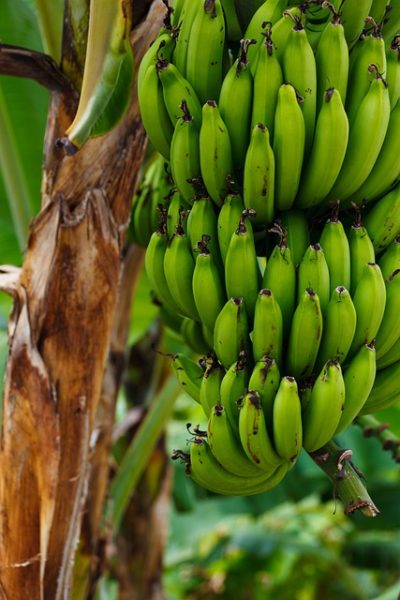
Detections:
0,1,165,598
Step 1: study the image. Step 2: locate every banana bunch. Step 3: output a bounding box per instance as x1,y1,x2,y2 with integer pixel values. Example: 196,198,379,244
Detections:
135,0,400,498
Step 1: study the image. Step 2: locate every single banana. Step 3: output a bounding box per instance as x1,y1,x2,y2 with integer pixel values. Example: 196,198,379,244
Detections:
302,360,345,452
224,209,261,318
243,0,288,68
345,99,400,206
199,100,234,206
348,215,376,295
214,297,251,368
171,353,204,403
295,88,349,209
243,123,275,226
138,32,175,99
158,299,184,335
273,84,305,210
157,58,203,125
370,0,392,24
219,39,254,173
315,4,349,108
145,225,181,313
220,0,243,41
271,6,304,60
251,23,283,136
199,356,225,417
187,195,221,263
384,2,400,46
359,359,400,414
348,262,387,358
192,235,227,333
326,66,391,203
364,184,400,252
315,286,357,371
248,356,280,435
170,101,201,203
377,336,400,370
386,36,400,109
163,221,200,320
208,404,264,476
378,236,400,279
220,351,250,435
166,190,190,237
282,15,317,152
131,185,153,248
340,0,374,49
186,0,226,104
286,289,324,379
375,269,400,358
272,376,303,463
280,209,310,268
319,213,351,293
297,244,331,315
252,289,283,367
217,193,244,264
172,0,201,75
239,390,284,470
180,317,211,355
335,343,377,432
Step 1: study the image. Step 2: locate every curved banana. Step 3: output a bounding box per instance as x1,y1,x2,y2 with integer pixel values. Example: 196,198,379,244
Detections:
220,0,243,41
180,317,211,355
244,0,288,68
286,289,324,379
375,269,400,358
243,123,275,226
364,184,400,253
297,244,330,315
271,6,304,60
319,214,351,293
172,353,204,403
145,226,181,313
316,286,357,371
157,58,203,126
166,190,190,237
248,356,280,434
217,193,244,264
378,236,400,279
220,352,250,435
348,262,387,358
302,361,345,452
384,2,400,46
273,84,305,210
335,343,377,433
386,36,400,109
377,336,400,370
279,209,310,268
158,300,184,335
252,289,283,367
214,297,251,369
239,390,284,470
131,185,153,248
348,215,376,295
340,0,374,49
199,100,234,206
172,0,201,75
359,359,400,414
272,376,303,463
199,356,225,417
170,101,201,203
295,88,349,209
187,195,221,262
138,32,175,98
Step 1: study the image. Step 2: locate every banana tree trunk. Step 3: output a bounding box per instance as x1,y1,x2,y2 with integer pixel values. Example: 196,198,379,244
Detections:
0,1,164,598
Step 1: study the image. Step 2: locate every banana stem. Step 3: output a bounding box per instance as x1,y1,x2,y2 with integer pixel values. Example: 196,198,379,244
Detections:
356,414,400,464
309,440,380,518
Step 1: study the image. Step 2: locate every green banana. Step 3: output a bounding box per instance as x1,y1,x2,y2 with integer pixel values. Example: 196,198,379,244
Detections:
273,84,305,211
185,437,289,496
302,360,345,452
248,356,280,435
282,15,317,152
315,5,349,108
217,193,244,264
180,317,211,355
172,353,204,403
286,289,324,379
364,184,400,253
243,123,275,226
295,88,349,209
378,235,400,279
297,244,330,315
359,359,400,414
199,356,225,417
145,226,181,313
262,232,296,340
220,351,250,435
224,210,261,318
219,39,254,173
192,235,227,333
131,185,153,248
138,32,175,98
348,215,376,295
139,64,174,158
340,0,374,49
377,336,400,370
319,213,351,293
386,36,400,109
199,100,234,206
272,376,303,463
316,286,357,370
370,0,392,24
251,22,283,136
252,289,283,367
348,262,387,358
214,297,251,369
239,390,284,470
157,58,202,125
170,101,201,203
187,195,221,262
158,299,184,335
172,0,201,75
384,2,400,46
208,404,264,476
345,99,400,206
271,6,303,60
163,221,199,320
335,343,377,432
220,0,243,41
326,66,391,203
186,0,226,104
280,209,310,267
171,0,185,26
166,190,190,237
244,0,288,68
375,269,400,358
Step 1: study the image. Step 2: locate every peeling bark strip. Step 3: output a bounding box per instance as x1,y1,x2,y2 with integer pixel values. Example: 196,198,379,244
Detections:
0,1,165,598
